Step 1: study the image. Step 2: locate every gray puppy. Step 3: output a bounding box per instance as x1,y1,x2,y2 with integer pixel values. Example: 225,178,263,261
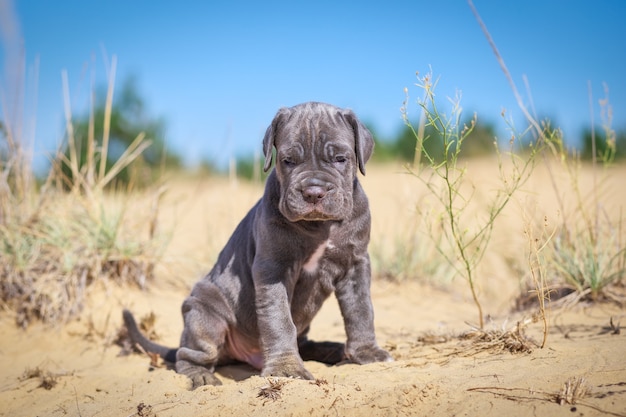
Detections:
123,102,392,388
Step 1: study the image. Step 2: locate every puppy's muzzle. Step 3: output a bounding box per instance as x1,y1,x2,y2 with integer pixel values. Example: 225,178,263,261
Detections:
300,178,335,205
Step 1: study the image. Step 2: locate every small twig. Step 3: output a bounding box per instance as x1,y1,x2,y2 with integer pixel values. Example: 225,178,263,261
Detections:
73,385,83,417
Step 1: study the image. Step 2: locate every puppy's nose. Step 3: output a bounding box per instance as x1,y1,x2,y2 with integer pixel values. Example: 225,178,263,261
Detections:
302,186,327,204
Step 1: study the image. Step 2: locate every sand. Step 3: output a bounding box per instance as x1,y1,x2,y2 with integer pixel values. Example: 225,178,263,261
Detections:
1,161,624,417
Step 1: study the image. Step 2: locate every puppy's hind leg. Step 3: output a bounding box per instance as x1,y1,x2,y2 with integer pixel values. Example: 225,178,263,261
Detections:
177,288,232,389
176,345,222,388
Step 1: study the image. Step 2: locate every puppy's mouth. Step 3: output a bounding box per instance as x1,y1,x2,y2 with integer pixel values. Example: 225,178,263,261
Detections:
298,206,341,221
281,189,350,222
283,202,345,222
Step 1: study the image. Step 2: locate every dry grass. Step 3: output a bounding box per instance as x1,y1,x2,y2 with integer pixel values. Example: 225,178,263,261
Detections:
1,191,165,327
257,378,288,402
412,318,536,359
459,321,535,355
19,366,72,391
0,55,167,327
556,376,589,406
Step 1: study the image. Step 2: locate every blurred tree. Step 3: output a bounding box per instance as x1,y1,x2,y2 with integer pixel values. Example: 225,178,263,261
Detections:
460,119,496,157
580,127,626,162
364,122,395,163
62,75,181,188
377,116,496,164
236,154,266,181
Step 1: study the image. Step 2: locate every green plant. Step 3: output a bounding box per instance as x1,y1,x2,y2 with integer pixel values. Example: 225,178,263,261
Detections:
402,71,544,328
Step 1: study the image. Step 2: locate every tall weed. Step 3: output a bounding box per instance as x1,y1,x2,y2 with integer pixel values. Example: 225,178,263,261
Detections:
402,71,545,328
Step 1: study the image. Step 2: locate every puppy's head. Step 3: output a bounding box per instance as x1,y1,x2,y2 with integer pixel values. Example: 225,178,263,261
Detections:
262,102,374,222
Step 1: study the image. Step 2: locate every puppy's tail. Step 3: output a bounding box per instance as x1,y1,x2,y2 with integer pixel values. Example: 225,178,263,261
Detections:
122,309,178,363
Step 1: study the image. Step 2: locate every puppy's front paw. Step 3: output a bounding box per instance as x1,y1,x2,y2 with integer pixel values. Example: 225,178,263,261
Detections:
261,355,314,380
347,345,393,364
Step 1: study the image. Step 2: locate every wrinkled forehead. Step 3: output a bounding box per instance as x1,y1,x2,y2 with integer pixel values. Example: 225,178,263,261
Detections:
275,107,355,150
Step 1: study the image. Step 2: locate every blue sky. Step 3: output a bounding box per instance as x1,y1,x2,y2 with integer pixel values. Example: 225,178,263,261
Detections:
2,0,625,171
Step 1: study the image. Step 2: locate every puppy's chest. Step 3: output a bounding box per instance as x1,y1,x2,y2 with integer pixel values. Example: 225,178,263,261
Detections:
298,237,347,287
302,239,335,275
292,239,340,317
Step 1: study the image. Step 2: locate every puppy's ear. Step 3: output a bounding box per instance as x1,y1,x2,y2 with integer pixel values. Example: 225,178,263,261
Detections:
343,109,374,175
262,124,275,172
262,107,291,172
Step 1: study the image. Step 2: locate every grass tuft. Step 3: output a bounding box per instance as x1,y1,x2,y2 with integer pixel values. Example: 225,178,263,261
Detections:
0,55,168,327
19,366,72,390
555,377,589,406
541,86,626,304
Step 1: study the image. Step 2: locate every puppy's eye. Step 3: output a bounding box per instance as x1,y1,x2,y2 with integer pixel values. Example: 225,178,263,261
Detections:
334,155,347,164
282,158,296,167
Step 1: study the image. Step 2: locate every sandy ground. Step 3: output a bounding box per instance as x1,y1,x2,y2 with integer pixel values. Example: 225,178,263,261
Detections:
1,161,625,417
